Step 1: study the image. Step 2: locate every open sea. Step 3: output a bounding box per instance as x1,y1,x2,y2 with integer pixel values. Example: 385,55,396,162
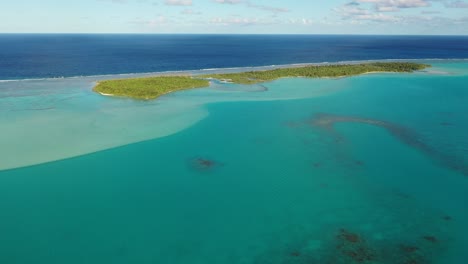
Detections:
0,35,468,264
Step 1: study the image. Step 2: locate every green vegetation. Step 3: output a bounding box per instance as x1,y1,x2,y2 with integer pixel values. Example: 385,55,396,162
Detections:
201,62,429,84
94,76,210,100
93,62,429,100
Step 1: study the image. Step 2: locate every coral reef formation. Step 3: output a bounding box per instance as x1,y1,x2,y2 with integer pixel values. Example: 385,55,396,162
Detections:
309,113,468,176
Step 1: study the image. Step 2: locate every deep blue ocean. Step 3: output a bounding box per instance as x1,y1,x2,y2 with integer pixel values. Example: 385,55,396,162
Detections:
1,34,468,79
0,35,468,263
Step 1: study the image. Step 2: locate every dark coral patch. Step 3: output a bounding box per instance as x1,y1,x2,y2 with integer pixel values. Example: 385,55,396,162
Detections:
338,229,361,244
343,246,375,263
252,226,445,264
399,244,420,253
393,189,412,199
422,236,438,243
198,158,215,168
336,229,375,263
442,215,452,221
189,157,222,171
354,160,364,166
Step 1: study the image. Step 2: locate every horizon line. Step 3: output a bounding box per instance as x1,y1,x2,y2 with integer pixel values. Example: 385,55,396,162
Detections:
1,33,468,36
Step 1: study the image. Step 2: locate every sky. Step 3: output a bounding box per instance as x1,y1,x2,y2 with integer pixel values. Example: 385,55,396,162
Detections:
1,0,467,34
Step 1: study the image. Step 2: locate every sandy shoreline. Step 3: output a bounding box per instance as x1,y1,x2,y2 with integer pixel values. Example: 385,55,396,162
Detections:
98,91,115,96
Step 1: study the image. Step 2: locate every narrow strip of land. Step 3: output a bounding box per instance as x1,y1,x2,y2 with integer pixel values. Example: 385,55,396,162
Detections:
201,62,429,84
93,62,429,100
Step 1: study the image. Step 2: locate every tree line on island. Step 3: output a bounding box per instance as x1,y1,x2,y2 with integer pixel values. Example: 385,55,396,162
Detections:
201,62,429,84
93,62,429,99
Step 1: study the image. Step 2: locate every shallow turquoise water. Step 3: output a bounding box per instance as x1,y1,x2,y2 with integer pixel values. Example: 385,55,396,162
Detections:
0,61,467,263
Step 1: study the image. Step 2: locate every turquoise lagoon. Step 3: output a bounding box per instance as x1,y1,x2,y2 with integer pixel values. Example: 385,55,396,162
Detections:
0,61,467,263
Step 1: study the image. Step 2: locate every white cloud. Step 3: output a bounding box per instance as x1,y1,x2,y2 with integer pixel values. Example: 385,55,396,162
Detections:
444,0,468,8
302,18,313,25
333,0,468,29
246,2,289,13
208,15,279,26
359,0,430,11
287,18,314,25
98,0,151,3
360,0,430,8
165,0,192,6
210,17,260,26
98,0,129,3
335,3,399,22
214,0,243,4
213,0,288,13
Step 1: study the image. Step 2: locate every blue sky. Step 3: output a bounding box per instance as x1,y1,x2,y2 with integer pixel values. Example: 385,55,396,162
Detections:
1,0,467,34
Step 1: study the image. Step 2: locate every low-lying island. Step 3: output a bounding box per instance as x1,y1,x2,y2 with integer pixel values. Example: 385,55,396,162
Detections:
93,62,429,100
